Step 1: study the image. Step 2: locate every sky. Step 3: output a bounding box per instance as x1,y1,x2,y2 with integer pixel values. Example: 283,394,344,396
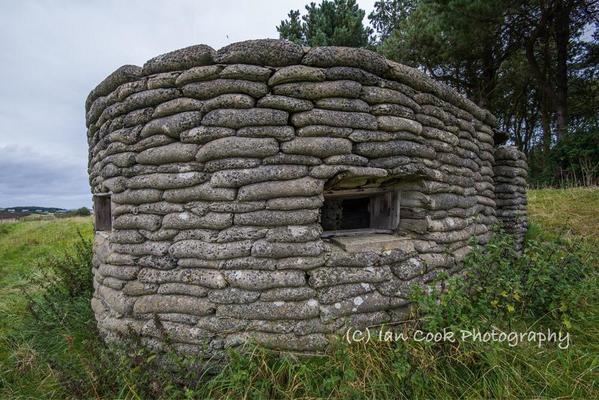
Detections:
0,0,378,209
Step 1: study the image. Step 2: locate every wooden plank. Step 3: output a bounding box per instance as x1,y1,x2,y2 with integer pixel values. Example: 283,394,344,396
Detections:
93,195,112,231
321,228,392,238
324,188,389,199
369,190,400,230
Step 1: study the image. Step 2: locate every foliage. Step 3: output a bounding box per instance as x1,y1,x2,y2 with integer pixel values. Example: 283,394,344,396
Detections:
373,0,524,106
529,125,599,187
368,0,599,186
75,207,91,216
57,207,92,218
0,217,93,338
549,126,599,186
274,0,599,186
1,189,598,398
277,0,373,47
413,228,595,333
368,0,415,42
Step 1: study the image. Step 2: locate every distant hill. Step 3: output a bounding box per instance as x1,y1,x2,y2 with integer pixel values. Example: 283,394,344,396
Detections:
0,206,90,221
0,206,67,213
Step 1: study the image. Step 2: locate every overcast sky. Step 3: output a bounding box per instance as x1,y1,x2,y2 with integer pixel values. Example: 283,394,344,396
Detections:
0,0,377,209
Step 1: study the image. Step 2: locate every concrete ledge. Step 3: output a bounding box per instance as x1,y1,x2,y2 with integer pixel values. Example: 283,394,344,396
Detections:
329,234,410,253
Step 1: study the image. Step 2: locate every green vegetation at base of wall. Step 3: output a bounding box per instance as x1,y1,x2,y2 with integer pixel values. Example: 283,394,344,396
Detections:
0,190,598,399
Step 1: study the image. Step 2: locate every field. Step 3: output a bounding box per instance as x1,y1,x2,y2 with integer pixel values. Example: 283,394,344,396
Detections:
0,188,597,399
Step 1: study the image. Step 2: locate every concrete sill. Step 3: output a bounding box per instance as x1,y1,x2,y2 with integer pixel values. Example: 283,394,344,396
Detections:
328,234,410,253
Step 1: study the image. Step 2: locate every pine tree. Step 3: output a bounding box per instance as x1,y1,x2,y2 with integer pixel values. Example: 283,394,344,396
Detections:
277,0,373,47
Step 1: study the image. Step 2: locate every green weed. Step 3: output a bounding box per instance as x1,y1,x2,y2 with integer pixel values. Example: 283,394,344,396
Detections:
0,189,598,399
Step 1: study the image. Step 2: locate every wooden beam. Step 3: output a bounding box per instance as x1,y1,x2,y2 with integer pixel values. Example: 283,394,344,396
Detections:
323,188,389,199
93,195,112,232
370,190,400,231
321,228,393,238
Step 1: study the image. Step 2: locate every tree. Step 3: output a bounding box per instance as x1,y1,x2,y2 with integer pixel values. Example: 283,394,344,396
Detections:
277,10,304,44
276,0,598,185
368,0,416,42
520,0,598,141
75,207,91,216
277,0,373,47
372,0,524,109
493,53,540,154
569,30,599,130
371,1,597,148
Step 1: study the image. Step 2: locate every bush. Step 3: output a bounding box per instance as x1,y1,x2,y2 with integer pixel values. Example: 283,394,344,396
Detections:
529,127,599,187
2,226,597,399
74,207,91,216
412,227,595,332
56,207,91,219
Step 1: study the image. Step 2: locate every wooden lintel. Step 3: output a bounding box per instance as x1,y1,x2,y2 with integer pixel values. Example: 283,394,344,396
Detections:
321,228,393,238
323,188,389,199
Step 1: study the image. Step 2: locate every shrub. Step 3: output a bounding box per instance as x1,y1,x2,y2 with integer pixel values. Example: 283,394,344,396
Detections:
411,227,596,332
3,225,597,399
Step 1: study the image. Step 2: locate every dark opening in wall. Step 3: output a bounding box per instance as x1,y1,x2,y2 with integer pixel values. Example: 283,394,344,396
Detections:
321,197,370,230
93,194,112,232
320,188,400,238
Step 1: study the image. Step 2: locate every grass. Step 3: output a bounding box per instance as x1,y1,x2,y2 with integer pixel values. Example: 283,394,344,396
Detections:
0,217,92,336
0,217,93,398
0,188,597,399
528,186,599,237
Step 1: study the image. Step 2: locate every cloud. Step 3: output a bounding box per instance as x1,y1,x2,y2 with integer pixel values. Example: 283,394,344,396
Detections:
0,145,90,209
0,0,376,209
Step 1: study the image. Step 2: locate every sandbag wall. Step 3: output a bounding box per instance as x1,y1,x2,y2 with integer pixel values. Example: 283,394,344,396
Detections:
493,146,528,252
85,39,523,356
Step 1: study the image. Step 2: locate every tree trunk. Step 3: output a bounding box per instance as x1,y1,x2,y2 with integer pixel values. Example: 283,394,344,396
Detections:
524,0,558,153
540,101,553,155
553,0,571,140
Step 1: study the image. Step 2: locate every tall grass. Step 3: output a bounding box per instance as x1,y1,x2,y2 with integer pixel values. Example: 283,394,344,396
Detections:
0,189,598,399
527,186,599,237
